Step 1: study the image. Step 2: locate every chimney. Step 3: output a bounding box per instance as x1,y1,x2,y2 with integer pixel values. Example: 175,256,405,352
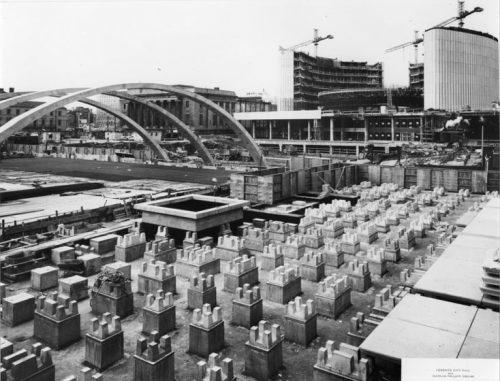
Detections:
9,87,15,93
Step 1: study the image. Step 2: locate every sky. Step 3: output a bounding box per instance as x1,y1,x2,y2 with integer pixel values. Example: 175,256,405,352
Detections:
0,0,498,98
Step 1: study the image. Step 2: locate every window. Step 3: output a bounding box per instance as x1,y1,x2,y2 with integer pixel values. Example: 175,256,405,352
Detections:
58,120,61,126
199,114,204,125
16,109,20,115
58,110,62,116
185,100,189,107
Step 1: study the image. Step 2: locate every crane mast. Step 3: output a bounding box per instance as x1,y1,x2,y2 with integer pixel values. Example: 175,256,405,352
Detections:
280,28,333,57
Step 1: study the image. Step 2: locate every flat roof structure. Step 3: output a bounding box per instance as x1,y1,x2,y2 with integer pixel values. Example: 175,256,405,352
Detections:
413,198,500,308
134,194,250,231
359,294,499,366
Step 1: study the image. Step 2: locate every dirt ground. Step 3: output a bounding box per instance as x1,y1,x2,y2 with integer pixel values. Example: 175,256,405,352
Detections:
0,158,234,184
1,193,480,381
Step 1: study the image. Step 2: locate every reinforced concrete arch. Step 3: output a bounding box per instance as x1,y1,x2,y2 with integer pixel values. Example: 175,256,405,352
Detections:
0,83,267,165
104,91,214,165
79,98,170,161
0,88,84,111
0,89,214,165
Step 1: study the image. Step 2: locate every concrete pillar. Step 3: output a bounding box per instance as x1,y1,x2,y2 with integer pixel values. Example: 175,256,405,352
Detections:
391,117,395,142
356,145,360,157
329,145,333,155
330,118,334,141
252,122,256,138
269,121,273,140
364,118,368,142
419,117,424,142
279,143,283,151
307,121,311,140
303,144,307,154
340,126,344,141
287,121,291,140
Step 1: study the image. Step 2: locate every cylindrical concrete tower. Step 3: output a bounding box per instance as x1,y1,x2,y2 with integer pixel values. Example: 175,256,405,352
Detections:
424,27,499,111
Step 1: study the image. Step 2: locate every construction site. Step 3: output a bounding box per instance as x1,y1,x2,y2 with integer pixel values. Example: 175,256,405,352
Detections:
0,0,499,380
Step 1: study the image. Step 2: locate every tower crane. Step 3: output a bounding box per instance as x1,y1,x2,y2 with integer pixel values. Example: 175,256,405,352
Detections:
385,1,483,61
385,31,424,64
434,1,483,28
280,28,333,57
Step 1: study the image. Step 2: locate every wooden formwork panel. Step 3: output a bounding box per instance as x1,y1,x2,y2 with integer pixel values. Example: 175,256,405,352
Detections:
417,169,431,190
380,167,392,184
472,171,487,194
404,168,417,188
393,167,405,187
357,165,369,183
431,170,444,188
443,170,458,192
368,165,381,185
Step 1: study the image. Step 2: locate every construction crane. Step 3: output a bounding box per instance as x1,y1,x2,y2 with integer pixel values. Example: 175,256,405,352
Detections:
385,31,424,64
280,28,333,57
385,1,483,62
434,1,483,28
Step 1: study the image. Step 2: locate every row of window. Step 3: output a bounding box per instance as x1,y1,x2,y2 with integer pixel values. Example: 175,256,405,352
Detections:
3,108,63,117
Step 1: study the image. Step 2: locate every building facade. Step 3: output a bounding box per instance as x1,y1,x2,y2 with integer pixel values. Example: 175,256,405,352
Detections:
279,51,384,111
0,101,69,131
409,63,424,90
424,27,499,111
125,86,275,136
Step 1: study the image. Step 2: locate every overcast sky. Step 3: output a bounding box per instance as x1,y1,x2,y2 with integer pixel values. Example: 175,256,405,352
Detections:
1,0,498,98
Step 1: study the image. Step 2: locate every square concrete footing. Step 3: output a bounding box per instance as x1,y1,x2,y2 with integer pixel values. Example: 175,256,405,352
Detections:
350,272,372,293
90,234,119,255
91,289,134,318
33,311,80,350
367,260,387,277
284,313,317,346
300,262,325,283
324,252,344,268
103,261,132,279
315,287,352,319
143,306,176,336
85,330,124,371
245,322,284,381
244,341,284,380
187,287,217,310
115,242,146,262
188,321,225,358
1,293,35,326
266,277,302,305
134,334,175,381
384,248,401,262
51,246,75,265
0,337,13,358
342,242,360,255
58,275,89,301
175,258,220,278
138,274,176,295
223,267,259,293
261,254,284,271
232,298,263,329
31,266,58,291
79,254,102,276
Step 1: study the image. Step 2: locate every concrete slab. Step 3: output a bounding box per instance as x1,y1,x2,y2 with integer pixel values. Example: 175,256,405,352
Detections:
387,294,477,336
360,316,466,362
414,258,484,305
467,309,500,344
458,336,500,359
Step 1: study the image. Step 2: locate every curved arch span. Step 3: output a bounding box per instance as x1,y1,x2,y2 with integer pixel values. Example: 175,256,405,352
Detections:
104,91,214,165
0,89,215,165
0,88,85,111
74,98,170,161
0,83,267,165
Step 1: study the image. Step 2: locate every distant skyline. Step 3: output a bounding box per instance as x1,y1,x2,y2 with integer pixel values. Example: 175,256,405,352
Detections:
1,0,498,99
